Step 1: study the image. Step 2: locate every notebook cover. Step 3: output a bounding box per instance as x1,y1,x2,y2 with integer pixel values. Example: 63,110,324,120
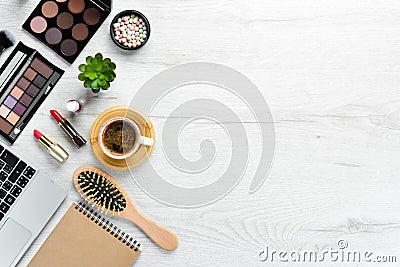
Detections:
27,203,141,267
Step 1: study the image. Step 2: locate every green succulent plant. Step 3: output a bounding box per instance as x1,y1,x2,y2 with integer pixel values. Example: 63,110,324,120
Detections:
78,53,116,93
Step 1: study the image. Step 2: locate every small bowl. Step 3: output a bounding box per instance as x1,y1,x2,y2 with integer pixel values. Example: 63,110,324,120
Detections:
110,10,151,50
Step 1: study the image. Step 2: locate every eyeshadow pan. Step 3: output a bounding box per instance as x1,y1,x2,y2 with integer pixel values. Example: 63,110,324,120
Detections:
27,83,41,96
42,1,58,18
60,39,78,56
0,118,13,134
4,96,17,109
57,12,74,29
72,23,89,41
68,0,85,14
32,75,46,88
30,16,47,33
31,58,53,78
0,105,11,118
11,87,24,99
83,8,100,25
24,68,37,81
45,27,63,45
13,103,27,116
17,77,30,90
7,112,20,125
20,94,33,107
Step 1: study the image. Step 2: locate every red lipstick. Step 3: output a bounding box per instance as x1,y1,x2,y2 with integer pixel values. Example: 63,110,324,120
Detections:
50,110,86,148
34,129,42,139
34,129,69,163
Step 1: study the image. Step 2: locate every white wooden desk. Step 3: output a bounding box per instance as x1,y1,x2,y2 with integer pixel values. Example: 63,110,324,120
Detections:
1,0,399,266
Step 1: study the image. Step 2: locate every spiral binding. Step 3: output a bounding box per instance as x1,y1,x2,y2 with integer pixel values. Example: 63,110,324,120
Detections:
75,201,142,252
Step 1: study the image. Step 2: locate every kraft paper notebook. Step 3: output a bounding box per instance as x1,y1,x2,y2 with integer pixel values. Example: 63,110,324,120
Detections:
28,202,141,267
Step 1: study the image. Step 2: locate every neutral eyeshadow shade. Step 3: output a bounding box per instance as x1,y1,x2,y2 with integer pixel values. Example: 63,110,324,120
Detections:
30,16,47,33
0,118,13,134
45,27,63,44
7,112,20,125
68,0,85,14
72,23,88,41
24,68,37,81
83,8,100,25
17,78,30,90
0,105,10,118
57,12,74,29
56,0,67,2
11,87,24,99
42,1,59,18
33,75,46,88
60,39,78,56
31,58,53,78
20,94,33,107
28,84,41,97
13,103,26,116
4,96,17,109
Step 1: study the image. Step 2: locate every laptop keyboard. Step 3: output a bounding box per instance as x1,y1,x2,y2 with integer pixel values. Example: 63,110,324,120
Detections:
0,145,36,222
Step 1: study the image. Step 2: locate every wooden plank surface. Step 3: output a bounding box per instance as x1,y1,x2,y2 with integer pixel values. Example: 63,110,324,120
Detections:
0,0,399,266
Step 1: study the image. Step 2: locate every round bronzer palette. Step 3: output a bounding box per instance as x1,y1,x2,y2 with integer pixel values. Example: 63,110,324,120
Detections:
22,0,111,63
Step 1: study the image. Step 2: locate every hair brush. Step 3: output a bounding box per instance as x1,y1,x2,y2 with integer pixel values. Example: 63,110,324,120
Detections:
73,166,178,251
0,30,16,56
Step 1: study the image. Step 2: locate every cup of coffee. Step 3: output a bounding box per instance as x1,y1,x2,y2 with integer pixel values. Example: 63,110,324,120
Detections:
98,117,154,160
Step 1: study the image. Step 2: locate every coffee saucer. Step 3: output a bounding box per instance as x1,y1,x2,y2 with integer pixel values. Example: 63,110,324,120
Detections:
90,106,155,170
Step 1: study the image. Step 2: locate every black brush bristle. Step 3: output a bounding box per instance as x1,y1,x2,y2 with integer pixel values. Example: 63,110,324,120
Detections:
0,30,16,51
77,170,127,214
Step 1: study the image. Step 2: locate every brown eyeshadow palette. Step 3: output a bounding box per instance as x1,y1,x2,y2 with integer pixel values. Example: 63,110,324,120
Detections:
0,42,64,143
22,0,112,64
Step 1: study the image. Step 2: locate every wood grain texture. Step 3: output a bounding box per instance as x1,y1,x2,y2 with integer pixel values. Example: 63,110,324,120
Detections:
0,0,398,266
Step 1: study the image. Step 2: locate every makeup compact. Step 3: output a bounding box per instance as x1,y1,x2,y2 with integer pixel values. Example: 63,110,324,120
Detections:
0,42,64,143
23,0,112,63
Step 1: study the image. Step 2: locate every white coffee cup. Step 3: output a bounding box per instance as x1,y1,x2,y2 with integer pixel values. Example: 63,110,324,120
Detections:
98,117,154,160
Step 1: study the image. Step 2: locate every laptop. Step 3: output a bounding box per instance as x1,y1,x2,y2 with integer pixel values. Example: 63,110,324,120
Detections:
0,141,67,267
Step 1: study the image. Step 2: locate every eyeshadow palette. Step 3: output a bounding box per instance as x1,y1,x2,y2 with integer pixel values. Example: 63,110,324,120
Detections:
0,42,64,143
23,0,112,63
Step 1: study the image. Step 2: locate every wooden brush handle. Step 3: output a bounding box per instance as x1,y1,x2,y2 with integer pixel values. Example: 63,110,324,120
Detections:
123,210,179,251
